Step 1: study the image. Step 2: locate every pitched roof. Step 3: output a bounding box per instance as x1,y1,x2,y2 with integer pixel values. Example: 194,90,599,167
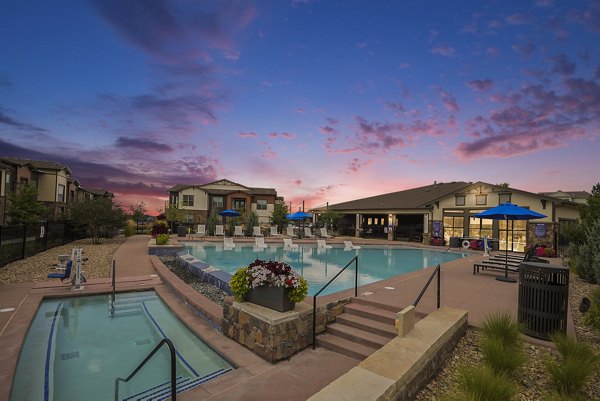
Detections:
539,190,591,199
168,184,195,192
249,187,277,196
0,157,72,174
326,181,471,211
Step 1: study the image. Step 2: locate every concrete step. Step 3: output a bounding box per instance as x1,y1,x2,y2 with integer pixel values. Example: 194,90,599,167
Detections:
335,313,397,339
316,332,377,361
344,302,397,325
327,322,393,348
350,297,402,313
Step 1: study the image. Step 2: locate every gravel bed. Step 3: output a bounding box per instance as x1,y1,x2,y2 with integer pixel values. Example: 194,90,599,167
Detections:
158,255,229,306
0,236,126,284
415,273,600,400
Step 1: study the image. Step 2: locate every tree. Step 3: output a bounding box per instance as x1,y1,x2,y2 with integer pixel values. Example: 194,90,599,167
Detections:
6,183,47,224
244,211,259,236
270,200,288,231
317,210,342,229
70,198,126,244
568,183,600,283
206,209,219,235
128,202,147,234
164,204,183,233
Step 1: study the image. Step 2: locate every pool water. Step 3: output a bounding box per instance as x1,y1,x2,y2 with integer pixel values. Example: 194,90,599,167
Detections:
182,243,466,296
10,291,233,401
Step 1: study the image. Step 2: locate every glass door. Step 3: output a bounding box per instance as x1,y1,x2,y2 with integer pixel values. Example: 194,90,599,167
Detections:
498,220,527,252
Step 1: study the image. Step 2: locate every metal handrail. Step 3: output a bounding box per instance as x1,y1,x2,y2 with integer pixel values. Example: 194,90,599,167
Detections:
413,264,441,309
312,256,358,349
114,338,177,401
111,260,116,317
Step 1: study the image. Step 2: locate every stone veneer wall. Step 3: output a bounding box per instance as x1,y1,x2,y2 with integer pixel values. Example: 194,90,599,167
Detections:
222,297,350,363
0,196,5,225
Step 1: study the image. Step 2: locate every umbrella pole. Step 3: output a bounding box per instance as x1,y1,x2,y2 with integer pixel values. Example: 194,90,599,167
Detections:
496,217,517,283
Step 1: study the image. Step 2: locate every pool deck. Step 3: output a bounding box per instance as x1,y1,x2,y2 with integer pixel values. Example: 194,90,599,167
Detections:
0,235,572,401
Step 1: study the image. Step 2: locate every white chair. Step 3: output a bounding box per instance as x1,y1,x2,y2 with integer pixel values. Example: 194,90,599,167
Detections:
224,237,235,249
286,227,295,237
195,224,206,239
253,227,263,237
215,225,224,236
320,227,332,238
283,238,299,249
254,237,268,249
269,226,282,237
316,239,332,249
304,227,316,238
344,240,361,250
234,225,244,237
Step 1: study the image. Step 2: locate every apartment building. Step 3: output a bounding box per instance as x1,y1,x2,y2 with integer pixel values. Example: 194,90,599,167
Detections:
168,179,278,225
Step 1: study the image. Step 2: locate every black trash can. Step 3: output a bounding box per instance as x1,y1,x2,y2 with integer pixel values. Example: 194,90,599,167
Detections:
449,237,460,248
177,225,187,237
518,262,569,340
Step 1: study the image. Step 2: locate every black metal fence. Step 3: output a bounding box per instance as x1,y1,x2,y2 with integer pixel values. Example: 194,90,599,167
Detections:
0,221,88,267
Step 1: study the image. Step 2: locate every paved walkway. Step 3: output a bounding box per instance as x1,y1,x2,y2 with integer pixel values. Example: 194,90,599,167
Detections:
113,234,156,276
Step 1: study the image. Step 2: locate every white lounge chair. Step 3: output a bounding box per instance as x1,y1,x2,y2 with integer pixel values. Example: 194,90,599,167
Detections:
224,237,235,249
254,237,268,249
195,224,206,239
304,227,316,238
317,239,332,249
253,226,263,237
269,226,282,237
320,227,332,238
234,225,244,237
283,238,299,249
344,240,361,250
286,227,295,237
215,225,224,236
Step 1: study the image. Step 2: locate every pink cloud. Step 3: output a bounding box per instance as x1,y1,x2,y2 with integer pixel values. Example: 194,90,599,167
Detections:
438,90,460,113
239,132,257,138
505,13,529,25
431,46,455,56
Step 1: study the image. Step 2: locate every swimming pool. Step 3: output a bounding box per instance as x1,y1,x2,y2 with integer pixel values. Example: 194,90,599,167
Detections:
10,291,233,401
182,243,466,296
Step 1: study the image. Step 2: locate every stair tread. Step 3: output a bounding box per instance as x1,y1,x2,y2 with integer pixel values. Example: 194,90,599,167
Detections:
344,303,397,323
327,322,393,347
335,313,397,338
351,297,403,312
316,332,376,360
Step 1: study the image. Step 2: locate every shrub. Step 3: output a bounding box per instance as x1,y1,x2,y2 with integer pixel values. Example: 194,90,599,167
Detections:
481,311,524,375
582,288,600,329
545,332,599,397
445,365,517,401
124,221,136,237
151,220,169,237
155,234,170,245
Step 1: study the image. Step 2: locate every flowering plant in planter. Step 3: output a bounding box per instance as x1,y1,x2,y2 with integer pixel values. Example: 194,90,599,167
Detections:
230,259,309,304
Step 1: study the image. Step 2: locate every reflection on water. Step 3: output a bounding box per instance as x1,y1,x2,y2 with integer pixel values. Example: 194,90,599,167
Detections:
183,243,465,296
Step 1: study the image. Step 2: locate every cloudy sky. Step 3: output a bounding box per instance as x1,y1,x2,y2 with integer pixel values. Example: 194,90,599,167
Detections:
1,0,599,214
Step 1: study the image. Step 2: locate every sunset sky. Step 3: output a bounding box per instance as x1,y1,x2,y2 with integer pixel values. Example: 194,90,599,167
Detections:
1,0,599,214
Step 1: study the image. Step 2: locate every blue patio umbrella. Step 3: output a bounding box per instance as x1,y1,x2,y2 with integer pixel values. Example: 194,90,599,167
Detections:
285,211,312,220
218,209,241,217
475,202,546,283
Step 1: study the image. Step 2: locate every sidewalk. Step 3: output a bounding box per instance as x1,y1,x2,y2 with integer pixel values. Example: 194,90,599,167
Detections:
112,234,156,277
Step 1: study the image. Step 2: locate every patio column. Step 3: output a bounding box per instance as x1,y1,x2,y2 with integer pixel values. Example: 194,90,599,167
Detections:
387,213,394,241
423,214,429,234
355,213,361,238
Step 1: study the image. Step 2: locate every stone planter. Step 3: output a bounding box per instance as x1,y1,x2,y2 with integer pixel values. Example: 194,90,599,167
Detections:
245,286,295,312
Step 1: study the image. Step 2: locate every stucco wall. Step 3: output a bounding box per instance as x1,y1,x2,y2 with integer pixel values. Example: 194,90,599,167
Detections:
179,187,208,210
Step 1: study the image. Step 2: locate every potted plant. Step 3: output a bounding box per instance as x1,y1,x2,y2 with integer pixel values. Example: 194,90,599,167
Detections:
229,259,309,312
